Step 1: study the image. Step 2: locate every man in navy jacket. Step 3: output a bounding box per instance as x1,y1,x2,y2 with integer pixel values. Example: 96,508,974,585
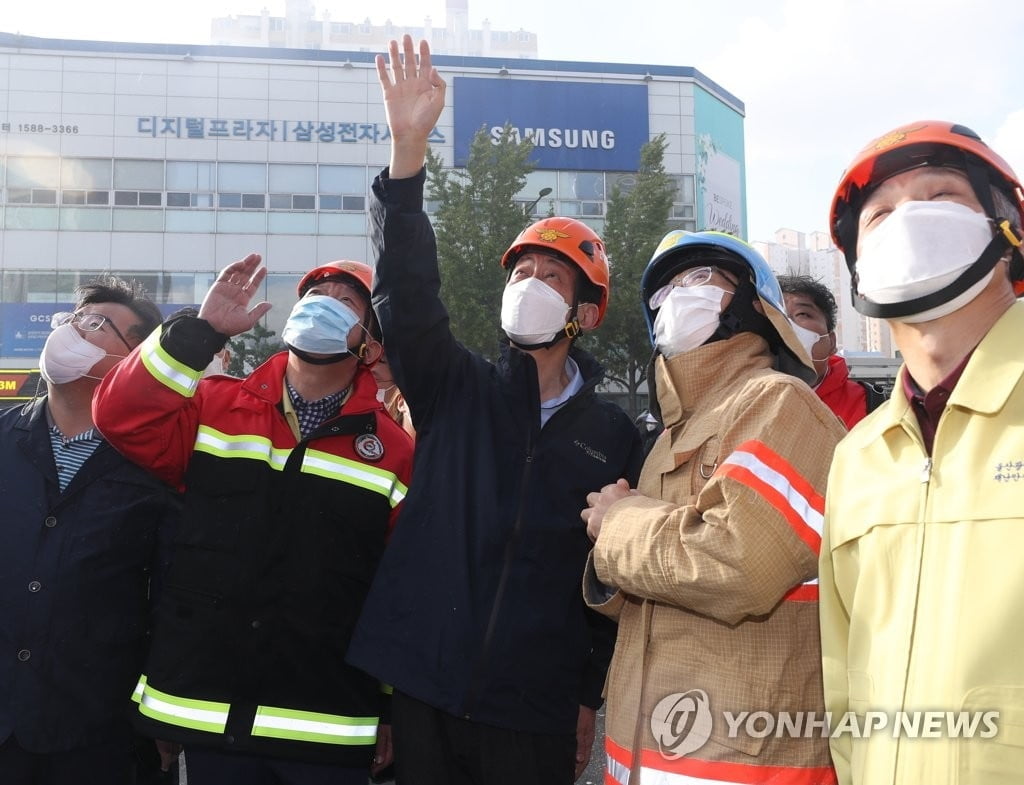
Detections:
348,37,643,785
0,277,178,785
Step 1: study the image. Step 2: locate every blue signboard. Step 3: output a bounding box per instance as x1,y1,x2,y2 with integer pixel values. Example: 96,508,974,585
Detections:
0,303,72,358
0,302,200,359
453,78,649,172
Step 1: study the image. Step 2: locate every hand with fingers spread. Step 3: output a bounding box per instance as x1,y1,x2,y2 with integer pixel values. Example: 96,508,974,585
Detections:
377,35,447,179
198,253,273,337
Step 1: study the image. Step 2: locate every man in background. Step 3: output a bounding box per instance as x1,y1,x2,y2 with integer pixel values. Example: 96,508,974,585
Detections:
779,274,885,428
0,276,178,785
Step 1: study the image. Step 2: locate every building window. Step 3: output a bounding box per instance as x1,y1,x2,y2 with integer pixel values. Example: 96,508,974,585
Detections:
7,188,57,205
61,158,111,190
558,171,605,201
219,162,266,193
241,194,265,210
167,161,214,209
6,157,60,189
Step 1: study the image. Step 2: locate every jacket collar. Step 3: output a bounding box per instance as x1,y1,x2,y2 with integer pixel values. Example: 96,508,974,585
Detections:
655,332,773,428
498,342,605,396
816,353,850,396
852,301,1024,447
238,350,385,416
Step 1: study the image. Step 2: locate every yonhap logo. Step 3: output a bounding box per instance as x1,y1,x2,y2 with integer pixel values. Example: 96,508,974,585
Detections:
650,690,713,758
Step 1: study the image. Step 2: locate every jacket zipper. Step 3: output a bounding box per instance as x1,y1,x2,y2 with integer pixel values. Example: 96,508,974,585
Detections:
459,355,600,719
460,445,534,720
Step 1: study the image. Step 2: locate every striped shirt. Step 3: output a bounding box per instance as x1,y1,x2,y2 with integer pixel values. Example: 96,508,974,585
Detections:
49,425,103,492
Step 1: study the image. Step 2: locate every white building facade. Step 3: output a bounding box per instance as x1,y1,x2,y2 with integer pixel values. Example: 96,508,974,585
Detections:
753,228,894,357
0,32,746,401
211,0,539,61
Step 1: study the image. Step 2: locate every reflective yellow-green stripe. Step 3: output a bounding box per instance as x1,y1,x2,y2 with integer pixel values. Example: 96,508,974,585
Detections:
139,326,203,398
194,425,291,469
251,705,378,745
302,448,407,508
132,676,230,734
192,428,407,506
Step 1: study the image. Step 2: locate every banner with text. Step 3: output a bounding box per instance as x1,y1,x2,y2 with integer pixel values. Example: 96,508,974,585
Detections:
453,78,649,172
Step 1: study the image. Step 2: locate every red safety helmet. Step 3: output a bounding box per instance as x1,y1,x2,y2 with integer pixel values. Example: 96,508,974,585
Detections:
500,218,610,326
297,260,374,300
830,121,1024,277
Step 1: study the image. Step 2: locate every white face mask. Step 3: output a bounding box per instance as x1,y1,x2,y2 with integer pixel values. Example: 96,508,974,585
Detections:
791,322,832,362
652,285,726,358
856,200,994,323
39,323,115,385
500,277,570,346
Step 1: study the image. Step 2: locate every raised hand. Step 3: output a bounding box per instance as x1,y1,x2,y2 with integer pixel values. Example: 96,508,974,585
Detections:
198,253,273,337
377,35,447,178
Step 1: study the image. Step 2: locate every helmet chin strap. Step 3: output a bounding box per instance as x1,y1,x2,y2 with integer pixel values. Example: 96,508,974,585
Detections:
706,278,777,349
287,345,354,365
852,155,1024,319
507,282,582,351
852,230,1012,319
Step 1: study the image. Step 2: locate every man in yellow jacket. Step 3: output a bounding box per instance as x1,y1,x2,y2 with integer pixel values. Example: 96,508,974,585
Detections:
820,121,1024,784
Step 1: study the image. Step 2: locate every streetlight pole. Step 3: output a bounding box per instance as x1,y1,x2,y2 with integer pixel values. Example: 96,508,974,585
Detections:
522,187,552,223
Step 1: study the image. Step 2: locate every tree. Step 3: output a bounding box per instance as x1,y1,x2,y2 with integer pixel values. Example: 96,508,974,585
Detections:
227,323,284,376
425,124,536,359
591,134,676,419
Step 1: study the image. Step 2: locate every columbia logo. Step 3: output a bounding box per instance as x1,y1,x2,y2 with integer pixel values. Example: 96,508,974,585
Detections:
574,440,606,463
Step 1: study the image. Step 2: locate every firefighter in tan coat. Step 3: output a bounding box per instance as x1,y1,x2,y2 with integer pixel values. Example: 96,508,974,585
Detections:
583,231,845,785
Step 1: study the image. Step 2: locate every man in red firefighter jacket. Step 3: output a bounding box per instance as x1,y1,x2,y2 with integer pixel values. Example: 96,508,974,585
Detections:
93,256,413,785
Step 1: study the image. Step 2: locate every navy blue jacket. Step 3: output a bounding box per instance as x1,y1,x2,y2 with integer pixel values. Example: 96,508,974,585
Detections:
0,396,179,752
348,169,644,735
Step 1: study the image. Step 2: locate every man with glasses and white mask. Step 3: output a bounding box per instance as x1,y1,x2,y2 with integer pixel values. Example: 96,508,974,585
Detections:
582,231,845,785
0,276,181,785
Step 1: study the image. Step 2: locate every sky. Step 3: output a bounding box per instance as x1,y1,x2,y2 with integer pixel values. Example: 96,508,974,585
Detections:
6,0,1024,243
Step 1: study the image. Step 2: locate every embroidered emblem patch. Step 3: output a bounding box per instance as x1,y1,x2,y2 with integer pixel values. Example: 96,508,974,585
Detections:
354,433,384,462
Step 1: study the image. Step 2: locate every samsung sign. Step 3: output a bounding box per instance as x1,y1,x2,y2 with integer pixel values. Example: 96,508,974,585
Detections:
453,78,649,171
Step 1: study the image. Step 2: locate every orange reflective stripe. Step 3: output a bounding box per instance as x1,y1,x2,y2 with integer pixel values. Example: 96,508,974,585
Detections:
607,737,837,784
716,440,824,553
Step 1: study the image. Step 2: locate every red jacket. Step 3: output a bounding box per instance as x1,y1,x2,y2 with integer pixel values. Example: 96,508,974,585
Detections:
815,354,868,430
93,317,413,765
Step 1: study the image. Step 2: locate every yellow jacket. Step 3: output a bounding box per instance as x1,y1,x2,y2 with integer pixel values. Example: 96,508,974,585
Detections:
588,334,845,784
820,301,1024,785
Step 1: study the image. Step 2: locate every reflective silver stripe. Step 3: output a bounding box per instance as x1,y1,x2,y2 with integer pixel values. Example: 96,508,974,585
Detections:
139,327,202,398
194,426,290,469
252,705,377,745
607,753,630,785
192,429,406,506
133,677,230,734
131,675,146,703
302,448,408,508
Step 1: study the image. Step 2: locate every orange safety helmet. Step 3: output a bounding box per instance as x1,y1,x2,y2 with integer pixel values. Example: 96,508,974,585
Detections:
500,217,610,326
830,121,1024,295
297,260,374,300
